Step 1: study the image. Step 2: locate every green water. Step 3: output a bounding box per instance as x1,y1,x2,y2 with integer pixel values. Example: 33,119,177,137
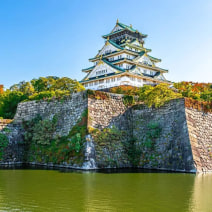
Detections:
0,169,211,212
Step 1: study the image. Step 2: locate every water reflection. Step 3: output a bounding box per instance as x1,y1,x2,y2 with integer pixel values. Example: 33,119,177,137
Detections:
0,169,211,212
189,173,212,212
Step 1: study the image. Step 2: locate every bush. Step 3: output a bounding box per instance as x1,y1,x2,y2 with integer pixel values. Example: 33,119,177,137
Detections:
122,95,135,106
0,91,27,119
138,83,182,108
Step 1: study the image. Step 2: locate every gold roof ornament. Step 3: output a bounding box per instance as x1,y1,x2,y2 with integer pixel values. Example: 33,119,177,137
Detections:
107,36,109,40
116,18,119,24
100,55,103,59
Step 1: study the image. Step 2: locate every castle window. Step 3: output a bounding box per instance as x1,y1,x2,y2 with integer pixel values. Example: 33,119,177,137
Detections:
111,78,115,82
84,83,88,87
118,55,122,59
99,80,104,84
150,71,154,75
96,69,107,76
143,70,147,74
106,79,110,83
137,78,141,82
117,77,121,81
89,82,93,86
94,81,98,85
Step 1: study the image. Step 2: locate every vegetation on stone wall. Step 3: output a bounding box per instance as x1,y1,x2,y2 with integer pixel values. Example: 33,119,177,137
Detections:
138,84,182,108
174,82,212,112
111,82,212,112
139,122,162,167
174,82,212,102
143,122,161,148
111,83,182,108
0,76,85,119
185,98,212,113
87,89,109,100
123,121,162,167
110,85,139,95
0,133,9,160
122,95,135,106
22,109,88,165
123,137,141,167
89,126,125,167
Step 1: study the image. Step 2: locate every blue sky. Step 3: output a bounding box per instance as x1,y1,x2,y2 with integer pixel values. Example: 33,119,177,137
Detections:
0,0,212,88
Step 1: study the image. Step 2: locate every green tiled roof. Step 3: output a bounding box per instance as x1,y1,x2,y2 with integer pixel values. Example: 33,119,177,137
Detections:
155,67,168,72
148,55,161,62
79,72,123,83
139,51,146,57
102,29,125,38
108,40,124,50
118,22,137,32
117,22,147,37
82,66,95,72
102,59,125,72
80,59,125,83
102,22,147,38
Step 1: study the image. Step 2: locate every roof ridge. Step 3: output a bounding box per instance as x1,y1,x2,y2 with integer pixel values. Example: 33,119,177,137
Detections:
102,59,125,72
108,40,124,50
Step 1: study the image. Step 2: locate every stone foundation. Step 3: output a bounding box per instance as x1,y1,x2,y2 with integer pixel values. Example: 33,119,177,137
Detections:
0,91,211,172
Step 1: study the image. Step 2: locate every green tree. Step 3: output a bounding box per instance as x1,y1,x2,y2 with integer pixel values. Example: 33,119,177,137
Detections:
10,81,34,96
0,90,27,119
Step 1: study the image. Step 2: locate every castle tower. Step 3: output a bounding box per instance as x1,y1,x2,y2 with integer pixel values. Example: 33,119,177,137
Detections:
80,20,170,90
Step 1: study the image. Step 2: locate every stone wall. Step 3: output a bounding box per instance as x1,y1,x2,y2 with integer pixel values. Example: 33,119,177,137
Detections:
14,92,88,137
0,91,211,172
88,93,132,168
186,108,212,172
87,95,212,172
132,99,195,172
0,92,88,167
0,121,24,165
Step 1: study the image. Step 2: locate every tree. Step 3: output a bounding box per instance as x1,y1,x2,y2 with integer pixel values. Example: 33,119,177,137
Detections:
0,90,27,119
31,77,57,92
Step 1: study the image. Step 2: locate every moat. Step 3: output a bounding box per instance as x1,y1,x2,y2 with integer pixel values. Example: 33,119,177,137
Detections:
0,168,211,212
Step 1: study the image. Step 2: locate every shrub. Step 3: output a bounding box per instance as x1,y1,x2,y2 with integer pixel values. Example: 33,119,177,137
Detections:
0,91,27,119
122,95,135,106
138,83,182,108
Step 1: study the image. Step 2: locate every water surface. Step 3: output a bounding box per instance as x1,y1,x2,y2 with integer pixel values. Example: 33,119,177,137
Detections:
0,168,211,212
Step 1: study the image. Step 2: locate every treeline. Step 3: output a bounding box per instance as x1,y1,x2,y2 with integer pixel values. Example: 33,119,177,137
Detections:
110,82,212,112
0,78,211,119
174,82,212,102
0,76,85,119
110,83,182,107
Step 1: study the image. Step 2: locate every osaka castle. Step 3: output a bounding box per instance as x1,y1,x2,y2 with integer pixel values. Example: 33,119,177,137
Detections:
80,20,170,90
